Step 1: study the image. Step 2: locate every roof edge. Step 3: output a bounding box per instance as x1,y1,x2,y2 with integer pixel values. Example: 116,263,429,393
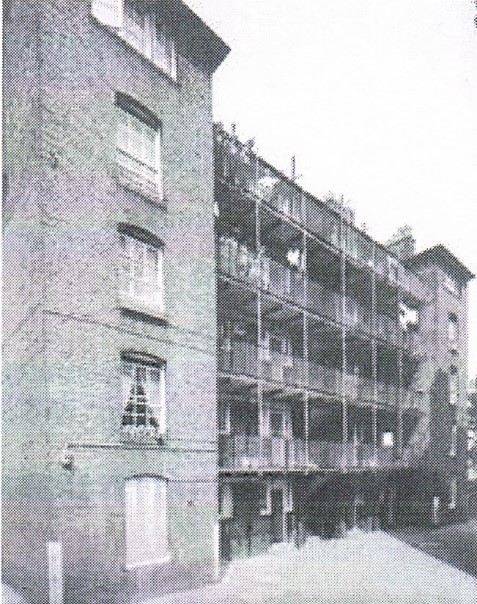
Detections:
405,244,474,282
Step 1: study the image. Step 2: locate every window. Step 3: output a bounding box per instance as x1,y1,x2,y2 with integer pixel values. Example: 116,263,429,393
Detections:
449,367,459,406
387,257,399,284
121,356,166,438
218,403,230,435
219,484,233,519
382,432,394,448
448,477,457,510
284,482,293,513
450,424,457,457
120,230,164,311
448,314,458,351
443,274,460,296
259,480,271,516
92,0,177,79
116,94,162,198
125,476,169,567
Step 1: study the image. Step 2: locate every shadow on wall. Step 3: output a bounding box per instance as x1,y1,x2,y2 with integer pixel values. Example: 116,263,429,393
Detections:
1,584,31,604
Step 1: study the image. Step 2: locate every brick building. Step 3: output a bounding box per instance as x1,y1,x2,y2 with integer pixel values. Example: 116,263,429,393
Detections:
3,1,229,602
2,1,474,603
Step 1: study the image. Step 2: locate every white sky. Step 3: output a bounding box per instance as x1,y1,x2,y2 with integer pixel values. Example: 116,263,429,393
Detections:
187,0,477,379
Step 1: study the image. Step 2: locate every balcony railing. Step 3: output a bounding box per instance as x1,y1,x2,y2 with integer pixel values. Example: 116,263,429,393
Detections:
261,351,307,388
264,257,305,304
307,279,342,322
219,433,413,471
376,382,398,406
219,434,307,469
215,130,426,304
219,338,416,409
219,341,259,379
308,363,341,396
377,314,398,344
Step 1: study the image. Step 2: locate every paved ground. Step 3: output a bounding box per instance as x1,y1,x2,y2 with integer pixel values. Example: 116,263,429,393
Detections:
390,519,477,578
144,530,477,604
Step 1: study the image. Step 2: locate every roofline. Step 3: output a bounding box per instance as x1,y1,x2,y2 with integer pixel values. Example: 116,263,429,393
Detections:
166,0,230,72
405,245,474,282
214,124,412,265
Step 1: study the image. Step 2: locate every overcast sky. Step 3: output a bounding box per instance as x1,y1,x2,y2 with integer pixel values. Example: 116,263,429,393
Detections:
188,0,477,379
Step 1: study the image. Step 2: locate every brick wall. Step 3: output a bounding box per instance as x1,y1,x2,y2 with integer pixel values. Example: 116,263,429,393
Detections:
3,1,220,601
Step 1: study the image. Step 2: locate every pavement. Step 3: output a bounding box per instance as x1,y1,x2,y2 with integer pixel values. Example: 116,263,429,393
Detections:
142,530,477,604
390,519,477,578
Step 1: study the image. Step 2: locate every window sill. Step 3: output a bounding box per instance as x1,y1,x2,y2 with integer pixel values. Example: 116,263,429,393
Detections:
117,169,167,209
125,554,171,571
119,296,169,325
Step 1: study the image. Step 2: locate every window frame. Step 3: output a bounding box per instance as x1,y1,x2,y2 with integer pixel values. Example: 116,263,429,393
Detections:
449,366,459,406
219,483,233,519
121,354,166,438
115,94,163,201
125,475,170,569
92,0,178,80
118,225,165,314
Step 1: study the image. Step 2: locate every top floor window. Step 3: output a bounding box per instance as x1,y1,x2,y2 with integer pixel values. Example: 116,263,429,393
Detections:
443,274,460,296
92,0,177,79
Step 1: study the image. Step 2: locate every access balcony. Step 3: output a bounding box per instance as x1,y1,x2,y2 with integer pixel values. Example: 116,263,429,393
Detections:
218,434,307,470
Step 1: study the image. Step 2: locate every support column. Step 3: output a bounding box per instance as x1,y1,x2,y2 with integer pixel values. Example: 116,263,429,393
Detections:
255,159,264,462
303,228,309,467
371,242,378,465
340,213,348,466
396,286,403,459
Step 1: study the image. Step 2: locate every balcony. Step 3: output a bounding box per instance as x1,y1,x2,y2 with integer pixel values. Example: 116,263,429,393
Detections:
219,433,411,472
256,158,304,222
219,434,307,470
218,237,259,287
308,363,341,397
264,258,305,305
344,298,372,334
377,314,398,344
215,129,426,306
261,351,306,388
308,441,346,469
307,279,341,322
376,382,398,407
219,340,259,379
